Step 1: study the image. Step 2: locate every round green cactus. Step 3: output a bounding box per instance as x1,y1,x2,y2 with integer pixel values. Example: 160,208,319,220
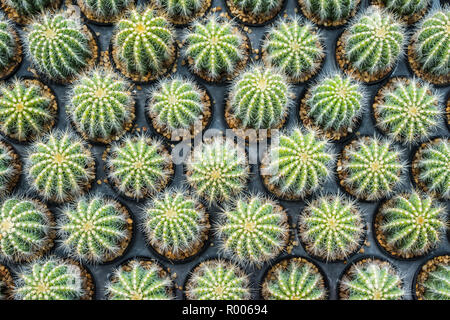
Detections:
217,195,289,265
106,134,173,199
0,79,57,142
262,257,327,300
67,67,135,144
185,259,251,300
143,190,209,260
0,15,20,76
25,12,95,82
263,16,324,82
0,140,20,197
298,0,360,26
76,0,132,22
417,256,450,300
338,136,404,201
262,128,334,200
184,15,247,82
58,196,132,263
186,137,249,204
155,0,209,24
340,259,404,300
376,192,446,259
2,0,58,18
106,260,173,300
0,197,54,262
380,0,430,22
299,195,365,261
374,78,441,144
231,0,282,15
25,130,95,203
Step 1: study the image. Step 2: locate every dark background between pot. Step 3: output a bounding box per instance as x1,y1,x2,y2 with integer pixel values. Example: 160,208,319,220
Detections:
1,0,449,300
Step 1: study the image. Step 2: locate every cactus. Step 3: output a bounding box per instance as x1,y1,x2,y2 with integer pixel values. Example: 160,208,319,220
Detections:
299,195,365,261
106,134,172,199
58,196,132,263
184,15,246,82
228,64,290,130
340,260,404,300
77,0,132,19
377,192,446,258
421,262,450,300
381,0,430,20
232,0,282,15
67,67,135,143
186,137,249,204
262,258,327,300
0,16,18,74
338,136,404,201
374,78,441,144
143,190,209,260
0,79,56,142
0,141,20,197
263,16,324,82
155,0,207,23
25,130,95,203
185,259,251,300
3,0,56,16
299,0,359,26
263,128,334,199
25,13,94,82
113,6,175,79
0,197,53,262
106,260,173,300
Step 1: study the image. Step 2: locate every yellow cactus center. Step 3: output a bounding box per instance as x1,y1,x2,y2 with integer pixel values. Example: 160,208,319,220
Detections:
45,28,57,39
83,221,95,232
408,105,419,117
0,218,13,234
36,282,49,295
370,161,381,172
135,23,146,34
16,103,25,112
54,153,65,164
328,218,337,230
210,169,222,180
214,286,224,297
337,87,348,99
416,216,425,225
168,95,178,105
258,78,268,91
299,153,309,163
373,290,382,300
374,27,387,38
291,42,300,51
165,209,178,218
243,221,256,232
94,88,106,98
131,292,143,300
210,36,219,46
134,160,144,169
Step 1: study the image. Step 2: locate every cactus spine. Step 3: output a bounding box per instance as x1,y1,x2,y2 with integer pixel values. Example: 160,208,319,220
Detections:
421,261,450,300
299,0,360,26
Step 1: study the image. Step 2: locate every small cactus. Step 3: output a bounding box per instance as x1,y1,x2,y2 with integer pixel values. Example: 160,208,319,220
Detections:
184,15,247,82
374,78,441,144
0,15,20,76
106,260,173,300
262,257,327,300
0,140,20,197
185,259,251,300
338,136,404,201
263,16,324,82
299,195,365,261
3,0,57,17
340,259,404,300
0,79,56,142
376,192,446,258
67,67,135,143
419,258,450,300
186,137,249,204
262,128,334,200
231,0,283,16
58,196,132,263
155,0,209,24
0,197,54,262
76,0,132,22
25,130,95,203
25,12,94,82
380,0,430,22
298,0,360,26
106,134,173,199
216,195,289,265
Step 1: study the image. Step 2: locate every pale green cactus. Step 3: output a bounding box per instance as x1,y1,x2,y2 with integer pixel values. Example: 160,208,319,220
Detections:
0,16,18,73
78,0,132,19
421,262,450,300
4,0,57,17
299,0,359,25
0,140,20,197
381,0,430,20
155,0,207,23
232,0,282,15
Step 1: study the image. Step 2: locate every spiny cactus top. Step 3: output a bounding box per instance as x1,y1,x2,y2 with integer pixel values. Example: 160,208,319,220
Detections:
67,67,135,144
25,130,95,203
107,260,173,300
416,256,450,300
227,64,290,131
340,259,404,300
0,15,20,77
262,128,334,200
376,192,446,259
263,16,324,82
155,0,210,24
2,0,59,21
25,12,95,82
217,196,289,265
413,138,450,200
76,0,132,23
374,78,441,144
58,196,132,263
184,15,247,82
262,257,327,300
185,260,251,300
0,79,57,142
338,136,404,201
0,197,54,262
186,137,249,204
0,140,20,197
299,195,365,261
106,134,173,199
380,0,430,23
302,73,364,140
113,6,175,82
227,0,283,25
143,190,209,260
298,0,360,26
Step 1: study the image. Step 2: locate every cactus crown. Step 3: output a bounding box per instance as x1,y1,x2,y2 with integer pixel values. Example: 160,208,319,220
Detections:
217,195,288,265
300,195,365,261
80,0,132,18
107,260,173,300
232,0,281,14
155,0,204,18
5,0,55,16
229,64,290,129
0,141,18,196
0,16,16,70
301,0,359,24
184,15,245,80
186,260,251,300
382,0,430,17
264,16,323,81
25,130,95,202
26,12,93,81
422,263,450,300
68,67,134,143
187,137,249,204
